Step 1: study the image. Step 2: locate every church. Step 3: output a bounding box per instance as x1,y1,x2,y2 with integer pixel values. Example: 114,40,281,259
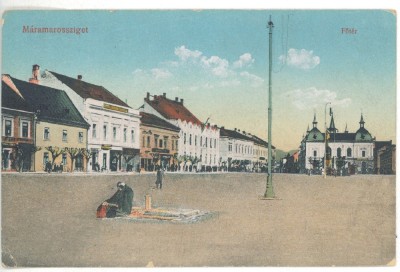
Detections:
298,110,375,175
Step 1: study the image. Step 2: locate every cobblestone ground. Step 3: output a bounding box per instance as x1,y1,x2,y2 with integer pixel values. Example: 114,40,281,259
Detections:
1,173,396,267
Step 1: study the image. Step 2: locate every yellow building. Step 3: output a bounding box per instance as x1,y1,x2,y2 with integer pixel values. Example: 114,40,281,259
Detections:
9,75,89,172
140,112,180,171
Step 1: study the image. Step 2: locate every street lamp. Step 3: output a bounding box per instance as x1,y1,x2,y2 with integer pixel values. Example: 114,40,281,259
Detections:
324,102,331,178
263,16,275,198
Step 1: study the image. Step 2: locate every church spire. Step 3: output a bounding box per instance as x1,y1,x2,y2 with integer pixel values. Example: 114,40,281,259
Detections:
359,113,365,128
328,114,337,133
312,113,317,128
344,123,348,133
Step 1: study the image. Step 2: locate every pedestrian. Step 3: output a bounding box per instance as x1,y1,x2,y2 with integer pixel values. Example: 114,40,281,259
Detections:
99,181,134,218
156,167,164,189
45,161,52,173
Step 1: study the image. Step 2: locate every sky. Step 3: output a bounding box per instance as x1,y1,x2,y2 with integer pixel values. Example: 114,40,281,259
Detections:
1,9,396,151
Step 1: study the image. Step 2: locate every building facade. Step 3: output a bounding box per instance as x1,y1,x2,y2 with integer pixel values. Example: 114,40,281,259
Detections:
377,144,396,175
299,112,375,175
139,112,180,172
4,75,89,172
143,93,220,171
2,75,35,172
40,69,141,172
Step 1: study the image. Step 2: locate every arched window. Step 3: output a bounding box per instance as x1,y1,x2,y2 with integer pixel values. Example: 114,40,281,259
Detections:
337,148,342,157
347,148,352,157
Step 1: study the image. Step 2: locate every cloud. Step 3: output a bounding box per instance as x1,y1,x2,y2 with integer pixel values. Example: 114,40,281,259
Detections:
174,45,202,61
151,68,172,80
201,55,230,77
279,48,320,70
240,71,264,87
233,53,254,68
283,87,351,110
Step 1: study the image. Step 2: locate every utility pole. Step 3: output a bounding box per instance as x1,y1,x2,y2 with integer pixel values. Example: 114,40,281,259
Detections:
264,16,275,198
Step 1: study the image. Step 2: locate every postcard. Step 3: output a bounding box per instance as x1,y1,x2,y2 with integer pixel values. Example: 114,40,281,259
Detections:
1,9,396,268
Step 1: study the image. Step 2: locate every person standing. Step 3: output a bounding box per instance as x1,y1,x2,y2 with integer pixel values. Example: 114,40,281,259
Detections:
155,167,164,189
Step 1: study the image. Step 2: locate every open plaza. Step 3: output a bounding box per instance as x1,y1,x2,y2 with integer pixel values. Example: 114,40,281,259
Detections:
1,172,395,267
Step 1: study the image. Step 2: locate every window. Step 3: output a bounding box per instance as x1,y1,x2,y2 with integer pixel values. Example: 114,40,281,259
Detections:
78,132,83,143
21,121,29,138
62,154,67,165
103,124,107,140
113,127,117,141
205,137,208,148
313,150,317,157
175,140,179,151
92,124,97,139
43,152,49,165
62,130,68,142
159,139,163,148
214,139,217,148
154,135,159,147
172,140,175,150
146,136,150,147
337,148,342,158
210,138,212,148
142,136,145,148
184,133,186,144
228,142,232,152
347,148,352,157
131,129,135,143
195,136,197,146
4,119,12,136
123,128,127,143
103,153,107,169
362,150,366,157
44,127,50,140
200,136,203,147
189,134,192,145
163,136,168,149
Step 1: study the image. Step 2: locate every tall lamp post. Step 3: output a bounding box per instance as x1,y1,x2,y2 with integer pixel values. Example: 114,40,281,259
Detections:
324,102,331,178
264,16,275,198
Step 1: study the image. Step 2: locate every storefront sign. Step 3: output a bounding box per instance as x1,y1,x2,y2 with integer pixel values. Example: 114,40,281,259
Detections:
103,103,128,113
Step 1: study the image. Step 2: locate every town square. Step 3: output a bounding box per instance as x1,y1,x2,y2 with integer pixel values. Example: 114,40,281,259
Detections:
1,8,396,268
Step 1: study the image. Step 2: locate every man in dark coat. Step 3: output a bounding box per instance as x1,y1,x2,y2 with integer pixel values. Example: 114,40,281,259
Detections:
103,182,134,218
156,167,164,189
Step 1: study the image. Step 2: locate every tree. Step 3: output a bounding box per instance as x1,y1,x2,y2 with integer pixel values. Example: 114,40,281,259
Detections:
45,146,63,168
81,148,92,172
64,147,82,172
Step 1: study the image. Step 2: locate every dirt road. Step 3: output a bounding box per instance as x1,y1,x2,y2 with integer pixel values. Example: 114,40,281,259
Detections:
1,173,396,267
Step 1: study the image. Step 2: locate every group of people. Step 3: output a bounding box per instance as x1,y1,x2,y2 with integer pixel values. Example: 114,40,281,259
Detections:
97,168,165,218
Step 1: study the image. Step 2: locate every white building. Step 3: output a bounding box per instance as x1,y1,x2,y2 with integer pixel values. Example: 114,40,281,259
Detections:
40,69,141,172
299,112,375,174
143,93,219,171
219,127,254,171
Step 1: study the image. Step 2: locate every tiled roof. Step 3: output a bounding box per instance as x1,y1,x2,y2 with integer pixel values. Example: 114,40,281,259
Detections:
49,71,129,108
145,95,202,125
2,78,32,112
220,127,275,149
5,76,89,128
327,132,356,142
140,112,180,132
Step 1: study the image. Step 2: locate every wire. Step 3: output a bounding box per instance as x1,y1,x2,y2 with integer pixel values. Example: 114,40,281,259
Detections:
273,14,290,74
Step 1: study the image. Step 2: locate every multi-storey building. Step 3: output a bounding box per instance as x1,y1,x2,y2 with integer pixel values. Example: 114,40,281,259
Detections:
2,75,35,172
299,111,375,174
40,68,140,172
139,111,180,172
3,75,89,172
143,93,219,171
377,143,396,175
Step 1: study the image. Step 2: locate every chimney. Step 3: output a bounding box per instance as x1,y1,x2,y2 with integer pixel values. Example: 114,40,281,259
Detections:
163,92,166,98
77,75,82,80
180,98,184,104
234,128,237,131
221,126,224,130
29,64,40,84
175,97,179,102
146,92,150,99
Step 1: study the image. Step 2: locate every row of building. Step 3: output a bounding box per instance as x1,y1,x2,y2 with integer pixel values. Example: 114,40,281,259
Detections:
2,65,274,173
292,112,396,175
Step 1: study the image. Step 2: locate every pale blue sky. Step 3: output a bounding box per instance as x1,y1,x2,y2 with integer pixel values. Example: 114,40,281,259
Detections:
2,10,396,150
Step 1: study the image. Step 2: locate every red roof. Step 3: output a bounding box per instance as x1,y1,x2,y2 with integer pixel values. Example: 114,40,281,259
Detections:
49,71,129,108
145,95,202,126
